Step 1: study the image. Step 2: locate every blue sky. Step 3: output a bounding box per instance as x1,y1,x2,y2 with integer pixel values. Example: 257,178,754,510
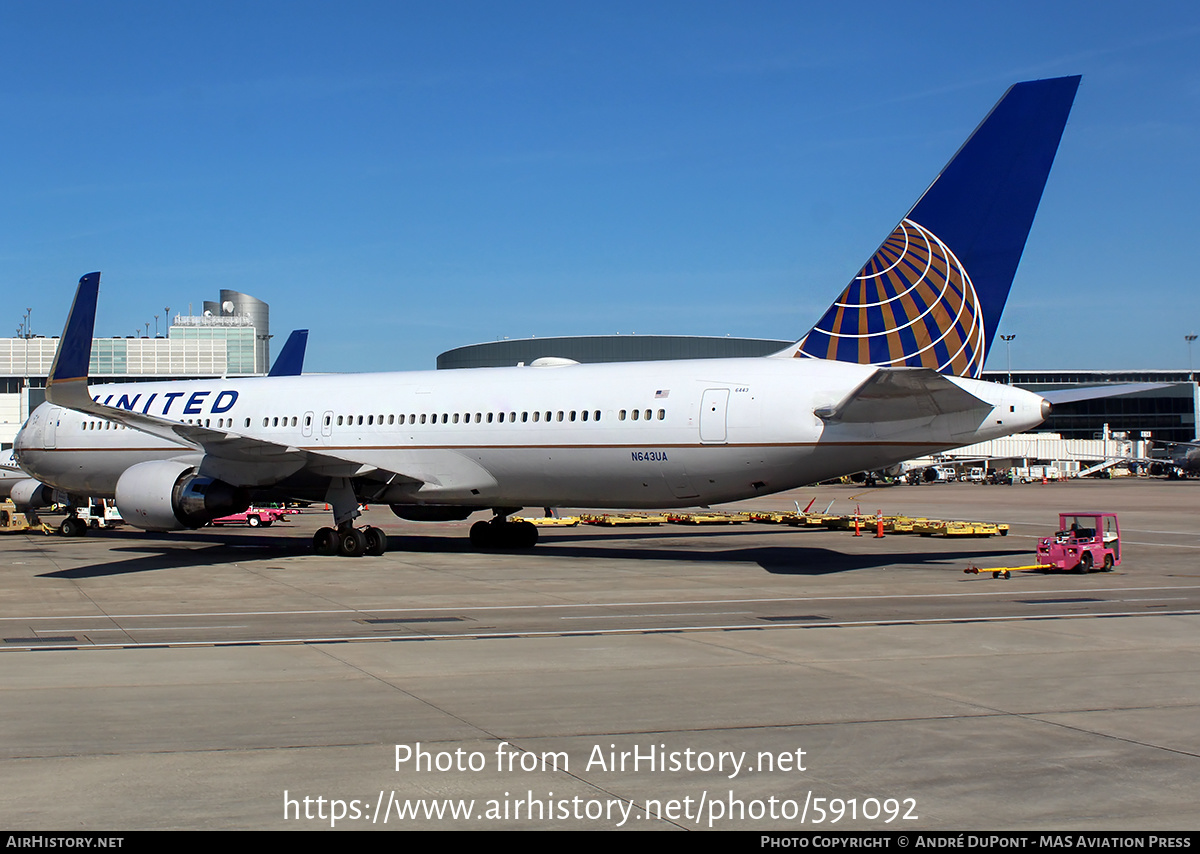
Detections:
2,2,1198,373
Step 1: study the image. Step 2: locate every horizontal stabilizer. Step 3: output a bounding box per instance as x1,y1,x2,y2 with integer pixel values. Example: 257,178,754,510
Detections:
1039,383,1167,405
816,368,990,423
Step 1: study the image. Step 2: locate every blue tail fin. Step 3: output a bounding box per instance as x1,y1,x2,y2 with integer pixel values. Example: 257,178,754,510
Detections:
267,329,309,377
784,75,1080,377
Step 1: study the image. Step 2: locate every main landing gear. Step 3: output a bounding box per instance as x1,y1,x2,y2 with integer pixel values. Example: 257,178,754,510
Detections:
469,514,538,550
313,523,388,557
312,476,388,557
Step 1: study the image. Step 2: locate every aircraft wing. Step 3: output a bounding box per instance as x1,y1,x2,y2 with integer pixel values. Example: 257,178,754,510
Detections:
45,274,421,486
816,368,991,423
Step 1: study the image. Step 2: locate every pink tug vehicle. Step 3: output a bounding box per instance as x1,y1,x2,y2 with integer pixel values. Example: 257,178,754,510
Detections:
1036,512,1121,574
209,506,294,528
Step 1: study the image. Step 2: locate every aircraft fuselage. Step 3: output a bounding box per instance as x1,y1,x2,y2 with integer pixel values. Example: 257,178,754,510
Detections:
16,356,1046,510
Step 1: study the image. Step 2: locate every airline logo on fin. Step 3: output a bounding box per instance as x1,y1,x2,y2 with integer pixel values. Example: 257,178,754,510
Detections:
796,218,985,377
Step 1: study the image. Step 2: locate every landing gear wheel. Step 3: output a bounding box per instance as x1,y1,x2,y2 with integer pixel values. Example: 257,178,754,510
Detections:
338,527,367,557
470,520,493,549
470,519,539,550
363,526,388,556
1077,552,1093,574
516,520,538,548
313,527,338,556
59,517,87,537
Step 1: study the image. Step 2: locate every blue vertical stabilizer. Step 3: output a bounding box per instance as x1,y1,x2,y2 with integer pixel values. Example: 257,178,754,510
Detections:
268,329,309,377
788,76,1080,377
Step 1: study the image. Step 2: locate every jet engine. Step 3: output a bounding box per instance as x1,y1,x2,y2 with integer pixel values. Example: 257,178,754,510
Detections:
115,460,249,531
9,478,55,509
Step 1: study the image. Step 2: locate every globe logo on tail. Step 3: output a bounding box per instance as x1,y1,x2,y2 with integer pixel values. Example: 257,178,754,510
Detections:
796,218,986,378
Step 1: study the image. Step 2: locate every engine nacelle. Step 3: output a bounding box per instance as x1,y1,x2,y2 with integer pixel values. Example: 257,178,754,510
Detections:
115,460,249,531
389,504,481,522
9,478,54,508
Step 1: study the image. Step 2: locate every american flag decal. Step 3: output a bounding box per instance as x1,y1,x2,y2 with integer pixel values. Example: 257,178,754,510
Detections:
655,390,669,398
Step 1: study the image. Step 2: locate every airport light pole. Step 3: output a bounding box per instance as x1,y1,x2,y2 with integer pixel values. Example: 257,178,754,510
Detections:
1187,334,1197,383
1000,334,1016,385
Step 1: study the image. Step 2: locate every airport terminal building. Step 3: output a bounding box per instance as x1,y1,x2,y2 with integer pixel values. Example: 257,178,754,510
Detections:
1,290,271,448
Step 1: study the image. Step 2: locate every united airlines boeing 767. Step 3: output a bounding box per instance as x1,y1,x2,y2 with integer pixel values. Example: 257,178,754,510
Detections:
13,76,1079,556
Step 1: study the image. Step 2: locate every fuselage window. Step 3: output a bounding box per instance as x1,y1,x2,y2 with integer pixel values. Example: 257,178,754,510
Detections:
357,415,364,426
263,418,270,427
337,415,344,426
657,409,665,420
420,414,427,424
618,410,626,421
532,411,539,422
522,412,528,422
246,418,252,428
441,413,448,424
594,410,601,421
631,409,639,421
388,414,394,425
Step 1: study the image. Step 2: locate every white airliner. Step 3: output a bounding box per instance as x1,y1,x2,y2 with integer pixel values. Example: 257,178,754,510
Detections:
13,76,1080,557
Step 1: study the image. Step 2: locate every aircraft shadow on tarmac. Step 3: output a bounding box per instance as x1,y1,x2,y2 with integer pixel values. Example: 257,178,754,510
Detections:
37,524,1029,579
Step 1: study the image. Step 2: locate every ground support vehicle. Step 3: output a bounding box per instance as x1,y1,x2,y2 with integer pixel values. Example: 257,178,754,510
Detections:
210,507,291,528
74,499,124,530
0,501,50,534
1036,512,1121,573
511,515,580,527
